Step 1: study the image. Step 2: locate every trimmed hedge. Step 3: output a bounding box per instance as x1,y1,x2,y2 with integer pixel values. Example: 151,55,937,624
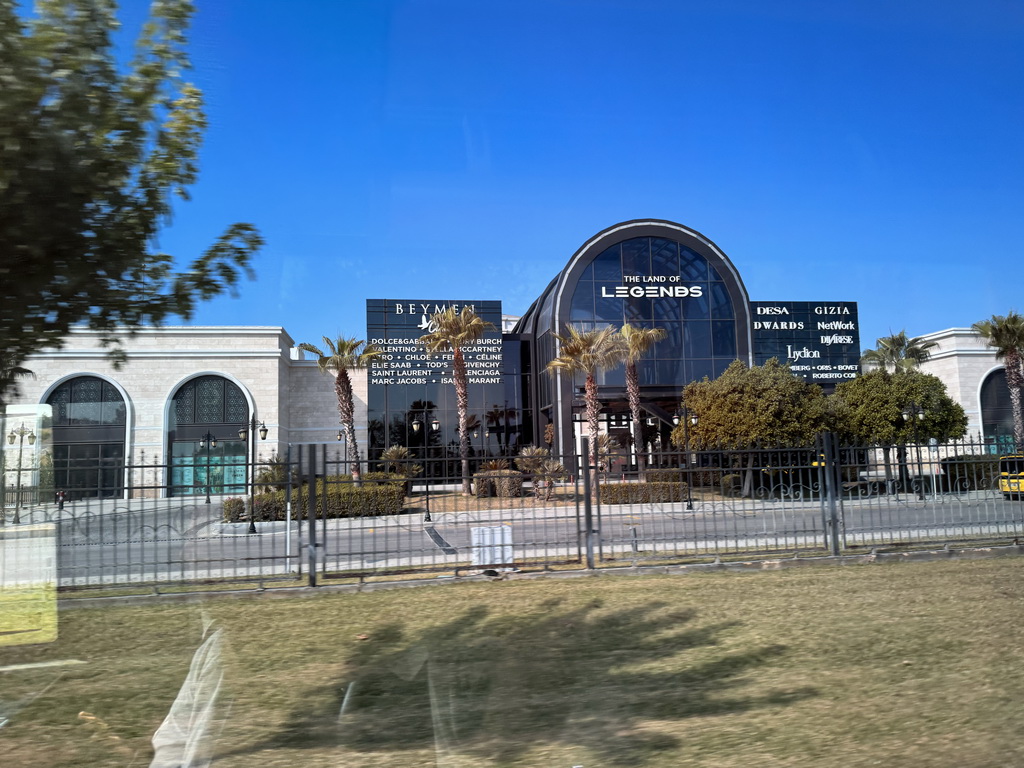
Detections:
474,469,523,498
599,482,689,504
223,476,405,522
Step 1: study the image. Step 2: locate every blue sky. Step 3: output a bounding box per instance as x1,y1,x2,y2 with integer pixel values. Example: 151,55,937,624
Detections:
128,0,1024,351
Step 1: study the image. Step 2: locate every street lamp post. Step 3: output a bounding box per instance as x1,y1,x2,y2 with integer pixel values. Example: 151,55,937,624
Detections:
902,403,926,501
238,417,268,534
674,410,698,511
7,423,37,525
198,432,217,505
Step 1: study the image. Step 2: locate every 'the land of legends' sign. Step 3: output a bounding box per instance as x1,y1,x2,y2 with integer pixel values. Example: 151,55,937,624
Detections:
751,301,860,384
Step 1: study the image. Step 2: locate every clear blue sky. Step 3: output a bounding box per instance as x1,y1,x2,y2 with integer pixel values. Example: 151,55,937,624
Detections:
132,0,1023,351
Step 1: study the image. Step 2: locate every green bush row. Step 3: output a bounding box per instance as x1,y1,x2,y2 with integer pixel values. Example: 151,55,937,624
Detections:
599,482,690,504
223,476,406,522
474,469,523,498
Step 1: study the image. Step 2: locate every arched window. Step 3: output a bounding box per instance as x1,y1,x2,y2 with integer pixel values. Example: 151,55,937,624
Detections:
980,368,1015,451
168,376,250,497
46,376,127,500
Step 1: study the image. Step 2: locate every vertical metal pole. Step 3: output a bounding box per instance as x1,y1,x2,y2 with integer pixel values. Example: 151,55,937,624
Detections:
285,443,292,573
307,443,318,587
822,432,841,556
582,437,595,569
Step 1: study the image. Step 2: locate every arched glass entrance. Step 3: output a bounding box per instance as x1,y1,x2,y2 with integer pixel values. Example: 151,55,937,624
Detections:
46,376,127,500
981,368,1015,452
168,376,249,497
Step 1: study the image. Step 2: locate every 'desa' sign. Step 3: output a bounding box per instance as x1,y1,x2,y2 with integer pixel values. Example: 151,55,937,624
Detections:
750,301,860,384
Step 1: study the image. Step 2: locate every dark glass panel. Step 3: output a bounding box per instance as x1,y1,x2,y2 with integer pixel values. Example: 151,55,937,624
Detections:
102,382,126,425
682,291,711,320
226,384,248,424
50,385,69,426
569,287,595,322
623,294,651,322
592,244,623,281
196,378,222,423
599,366,626,387
651,238,678,276
594,291,624,323
621,237,651,277
712,320,737,357
710,282,734,319
713,358,734,378
653,323,684,358
71,378,102,425
709,265,724,282
175,381,195,425
651,295,683,323
579,262,595,282
685,321,713,358
688,359,715,383
680,247,709,281
655,359,685,385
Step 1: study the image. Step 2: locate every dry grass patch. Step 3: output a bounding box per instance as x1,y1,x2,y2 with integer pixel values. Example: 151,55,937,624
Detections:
2,559,1024,766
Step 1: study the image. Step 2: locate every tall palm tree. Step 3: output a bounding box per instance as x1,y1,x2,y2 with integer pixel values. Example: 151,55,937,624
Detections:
420,307,495,494
297,336,382,484
547,325,626,488
973,312,1024,447
860,330,937,373
620,324,666,480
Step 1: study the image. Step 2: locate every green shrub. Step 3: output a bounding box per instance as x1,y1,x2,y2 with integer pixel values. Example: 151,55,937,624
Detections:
599,482,689,504
225,479,405,522
473,469,523,498
645,468,686,483
223,497,245,521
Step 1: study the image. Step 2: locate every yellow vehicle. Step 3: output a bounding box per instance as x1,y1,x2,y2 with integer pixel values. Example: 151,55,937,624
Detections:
998,455,1024,499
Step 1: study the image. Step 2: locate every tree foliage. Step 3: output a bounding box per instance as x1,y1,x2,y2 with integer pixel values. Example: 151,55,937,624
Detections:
547,325,626,487
297,336,382,483
420,307,495,494
670,359,828,449
620,323,665,479
972,311,1024,447
0,0,263,398
860,330,936,373
830,369,967,445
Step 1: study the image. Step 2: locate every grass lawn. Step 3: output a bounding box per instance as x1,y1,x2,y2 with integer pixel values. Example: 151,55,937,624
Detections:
2,557,1024,767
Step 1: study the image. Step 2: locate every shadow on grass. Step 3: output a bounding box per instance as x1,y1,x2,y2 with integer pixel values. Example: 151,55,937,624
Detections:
233,598,816,765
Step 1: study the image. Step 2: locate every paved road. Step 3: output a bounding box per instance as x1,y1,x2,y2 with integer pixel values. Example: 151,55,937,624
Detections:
3,490,1023,587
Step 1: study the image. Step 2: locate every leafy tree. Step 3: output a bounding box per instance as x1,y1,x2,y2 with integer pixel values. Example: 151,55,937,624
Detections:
831,369,968,486
671,359,829,496
297,337,382,485
546,325,626,489
831,369,968,447
0,0,263,402
860,330,936,373
620,324,666,480
972,312,1024,447
420,307,495,494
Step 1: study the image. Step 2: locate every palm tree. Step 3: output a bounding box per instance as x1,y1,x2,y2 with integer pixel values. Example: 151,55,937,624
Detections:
420,307,496,494
297,336,382,484
0,355,33,423
546,325,626,489
860,330,937,373
973,312,1024,447
620,324,666,480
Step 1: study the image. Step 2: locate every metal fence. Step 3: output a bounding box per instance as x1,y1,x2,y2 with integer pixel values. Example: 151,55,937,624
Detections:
1,434,1020,593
